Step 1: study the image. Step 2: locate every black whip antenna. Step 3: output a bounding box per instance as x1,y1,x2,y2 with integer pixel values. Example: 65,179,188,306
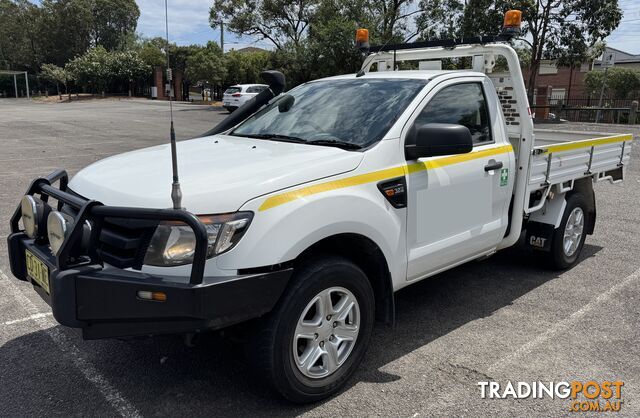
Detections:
165,0,183,209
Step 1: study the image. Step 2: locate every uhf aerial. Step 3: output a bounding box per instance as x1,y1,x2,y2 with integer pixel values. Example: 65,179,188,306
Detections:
164,0,183,210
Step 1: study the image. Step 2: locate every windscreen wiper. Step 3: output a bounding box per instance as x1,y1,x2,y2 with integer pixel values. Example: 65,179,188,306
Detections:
306,139,363,150
238,133,307,143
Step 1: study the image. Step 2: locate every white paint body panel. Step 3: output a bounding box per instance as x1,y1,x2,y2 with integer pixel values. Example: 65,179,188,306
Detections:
66,44,632,291
69,135,363,214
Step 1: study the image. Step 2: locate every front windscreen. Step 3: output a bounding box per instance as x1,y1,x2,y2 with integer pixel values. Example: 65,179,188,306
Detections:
231,78,427,148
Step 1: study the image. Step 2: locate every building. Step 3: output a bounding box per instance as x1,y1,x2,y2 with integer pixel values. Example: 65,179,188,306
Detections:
522,60,592,105
228,46,269,54
593,47,640,71
522,47,640,108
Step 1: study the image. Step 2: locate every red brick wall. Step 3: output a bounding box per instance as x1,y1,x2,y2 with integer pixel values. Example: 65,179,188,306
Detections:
173,69,183,102
521,65,589,99
154,66,166,100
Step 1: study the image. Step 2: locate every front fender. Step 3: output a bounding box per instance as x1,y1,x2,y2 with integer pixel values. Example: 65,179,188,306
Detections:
215,183,407,287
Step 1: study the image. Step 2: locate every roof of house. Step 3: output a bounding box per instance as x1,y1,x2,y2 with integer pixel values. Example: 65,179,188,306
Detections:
231,46,269,54
594,46,640,65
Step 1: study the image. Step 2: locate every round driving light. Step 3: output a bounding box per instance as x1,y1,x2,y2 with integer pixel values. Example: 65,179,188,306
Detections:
21,195,44,238
47,211,73,255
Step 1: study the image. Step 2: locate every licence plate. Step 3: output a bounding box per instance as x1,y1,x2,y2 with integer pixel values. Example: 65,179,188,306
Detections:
25,250,50,294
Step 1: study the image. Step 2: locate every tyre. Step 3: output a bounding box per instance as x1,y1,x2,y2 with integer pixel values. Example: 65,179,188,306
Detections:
251,256,375,403
225,106,237,113
548,192,589,269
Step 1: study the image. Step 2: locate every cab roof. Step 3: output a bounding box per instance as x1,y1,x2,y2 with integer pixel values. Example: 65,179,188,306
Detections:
316,70,486,82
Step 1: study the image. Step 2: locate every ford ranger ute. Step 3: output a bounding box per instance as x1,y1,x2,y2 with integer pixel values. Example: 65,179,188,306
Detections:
7,13,633,403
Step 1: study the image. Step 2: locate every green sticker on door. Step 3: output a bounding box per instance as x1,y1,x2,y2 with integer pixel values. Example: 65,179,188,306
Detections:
500,168,509,186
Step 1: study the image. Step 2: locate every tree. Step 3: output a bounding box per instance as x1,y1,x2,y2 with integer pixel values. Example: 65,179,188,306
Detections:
303,0,368,79
210,0,319,49
39,0,95,66
185,42,227,86
547,33,604,101
0,0,45,72
109,50,149,96
224,50,270,85
584,68,640,99
40,63,72,99
137,39,166,69
414,0,464,40
523,0,622,100
91,0,140,51
66,46,112,95
369,0,419,43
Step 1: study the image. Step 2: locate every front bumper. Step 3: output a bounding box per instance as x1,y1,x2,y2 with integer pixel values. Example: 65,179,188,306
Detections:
7,170,292,339
8,232,291,339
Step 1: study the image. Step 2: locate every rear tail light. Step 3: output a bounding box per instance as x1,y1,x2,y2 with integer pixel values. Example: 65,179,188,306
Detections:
232,93,242,97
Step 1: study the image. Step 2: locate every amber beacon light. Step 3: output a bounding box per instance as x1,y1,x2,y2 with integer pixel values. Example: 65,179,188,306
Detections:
502,10,522,37
356,28,370,53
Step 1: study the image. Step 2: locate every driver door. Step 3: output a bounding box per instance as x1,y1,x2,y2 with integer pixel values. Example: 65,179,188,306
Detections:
405,78,510,281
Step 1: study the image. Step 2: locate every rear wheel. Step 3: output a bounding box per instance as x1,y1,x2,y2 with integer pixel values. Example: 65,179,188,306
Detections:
548,192,589,269
251,256,374,403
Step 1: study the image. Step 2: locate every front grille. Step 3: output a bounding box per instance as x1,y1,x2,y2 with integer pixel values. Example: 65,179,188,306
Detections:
97,218,158,270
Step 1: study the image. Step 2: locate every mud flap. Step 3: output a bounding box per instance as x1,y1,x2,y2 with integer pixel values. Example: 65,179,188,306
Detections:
525,222,555,252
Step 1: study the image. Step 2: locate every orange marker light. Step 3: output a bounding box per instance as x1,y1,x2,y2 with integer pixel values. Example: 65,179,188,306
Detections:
356,28,369,43
137,290,167,302
355,28,370,53
501,10,522,37
503,10,522,29
152,292,167,302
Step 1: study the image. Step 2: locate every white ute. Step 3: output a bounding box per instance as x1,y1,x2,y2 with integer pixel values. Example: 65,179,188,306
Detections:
8,23,633,403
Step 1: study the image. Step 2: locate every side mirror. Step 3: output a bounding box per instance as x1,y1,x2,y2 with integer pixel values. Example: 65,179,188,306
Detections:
404,123,473,160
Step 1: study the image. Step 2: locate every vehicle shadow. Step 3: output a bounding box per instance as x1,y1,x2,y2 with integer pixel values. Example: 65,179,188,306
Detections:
0,242,602,416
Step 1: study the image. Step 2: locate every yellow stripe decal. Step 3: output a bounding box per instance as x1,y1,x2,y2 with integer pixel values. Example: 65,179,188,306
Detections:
259,144,513,211
538,134,633,155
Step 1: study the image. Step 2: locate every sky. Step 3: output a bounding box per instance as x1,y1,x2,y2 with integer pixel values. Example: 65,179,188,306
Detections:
138,0,640,54
136,0,271,51
609,0,640,54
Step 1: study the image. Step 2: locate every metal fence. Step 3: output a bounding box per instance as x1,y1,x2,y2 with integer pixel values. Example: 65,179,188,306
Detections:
534,94,640,124
548,95,638,109
531,105,638,124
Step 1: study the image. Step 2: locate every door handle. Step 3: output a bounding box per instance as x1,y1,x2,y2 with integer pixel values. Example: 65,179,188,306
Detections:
484,161,503,172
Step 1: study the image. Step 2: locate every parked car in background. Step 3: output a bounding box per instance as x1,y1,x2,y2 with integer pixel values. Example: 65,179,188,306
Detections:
223,84,269,112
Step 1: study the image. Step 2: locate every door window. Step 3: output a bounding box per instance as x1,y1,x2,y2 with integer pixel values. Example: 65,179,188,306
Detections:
414,83,492,145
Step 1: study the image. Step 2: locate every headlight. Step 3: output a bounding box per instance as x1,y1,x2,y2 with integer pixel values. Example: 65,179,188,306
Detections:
143,212,253,267
47,211,74,255
21,195,49,239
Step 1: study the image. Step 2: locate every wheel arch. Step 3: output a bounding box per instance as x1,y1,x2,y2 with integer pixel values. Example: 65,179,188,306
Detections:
295,233,395,325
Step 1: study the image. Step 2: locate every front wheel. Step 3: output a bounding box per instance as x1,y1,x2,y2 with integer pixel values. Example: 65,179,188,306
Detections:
251,256,375,403
548,192,589,269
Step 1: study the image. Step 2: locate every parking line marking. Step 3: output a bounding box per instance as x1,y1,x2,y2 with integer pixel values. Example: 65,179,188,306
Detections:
2,312,52,325
0,269,141,417
488,266,640,373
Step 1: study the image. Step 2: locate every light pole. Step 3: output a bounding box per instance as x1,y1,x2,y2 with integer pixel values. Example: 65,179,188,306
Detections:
212,20,225,52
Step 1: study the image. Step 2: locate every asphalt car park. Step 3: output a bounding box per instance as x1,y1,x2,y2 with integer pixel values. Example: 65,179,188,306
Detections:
0,98,639,416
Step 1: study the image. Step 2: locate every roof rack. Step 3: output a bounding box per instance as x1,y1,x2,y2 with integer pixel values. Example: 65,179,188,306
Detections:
369,35,511,54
